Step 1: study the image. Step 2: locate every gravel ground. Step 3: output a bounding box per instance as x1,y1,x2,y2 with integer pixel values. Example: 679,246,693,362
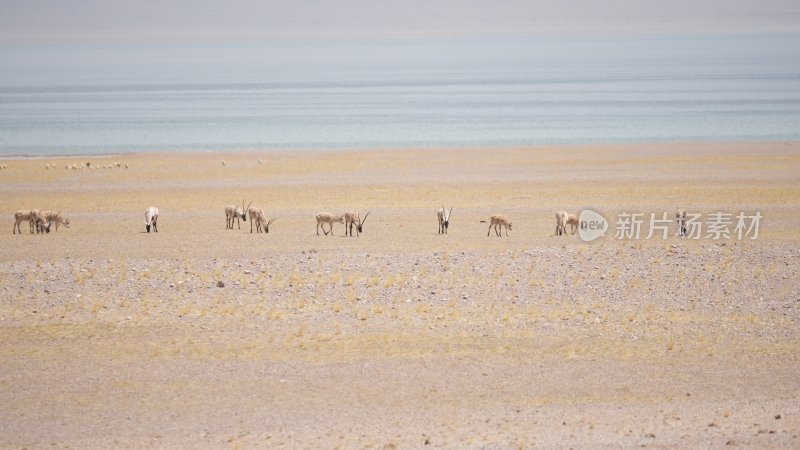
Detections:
1,242,798,448
1,144,799,448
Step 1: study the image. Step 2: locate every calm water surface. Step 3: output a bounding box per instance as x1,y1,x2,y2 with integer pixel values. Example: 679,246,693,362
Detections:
1,34,799,155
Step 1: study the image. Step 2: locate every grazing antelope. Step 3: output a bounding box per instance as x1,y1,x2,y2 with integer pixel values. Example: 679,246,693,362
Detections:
13,210,33,234
344,211,370,236
225,200,251,229
437,206,453,234
145,207,159,233
29,209,52,234
566,213,580,235
488,214,512,237
316,212,344,236
555,210,568,236
29,209,42,233
247,207,262,233
43,211,70,231
248,207,277,233
675,210,688,237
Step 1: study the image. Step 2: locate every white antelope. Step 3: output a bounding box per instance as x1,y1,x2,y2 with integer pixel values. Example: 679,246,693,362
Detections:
316,212,344,236
248,207,277,233
555,210,568,236
675,210,688,237
43,210,70,231
225,200,252,229
437,206,453,234
344,211,370,237
488,214,512,237
145,207,159,233
13,210,34,234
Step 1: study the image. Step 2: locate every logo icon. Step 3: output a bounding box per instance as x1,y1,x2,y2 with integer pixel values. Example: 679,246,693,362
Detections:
578,208,608,242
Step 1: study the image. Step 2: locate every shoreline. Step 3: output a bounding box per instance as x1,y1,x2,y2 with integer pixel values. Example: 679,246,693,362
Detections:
1,140,798,161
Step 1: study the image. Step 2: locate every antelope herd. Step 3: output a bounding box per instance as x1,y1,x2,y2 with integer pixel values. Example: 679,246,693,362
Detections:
12,209,67,234
3,160,695,238
10,205,693,239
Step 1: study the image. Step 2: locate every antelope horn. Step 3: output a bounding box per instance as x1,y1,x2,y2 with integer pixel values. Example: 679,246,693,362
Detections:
267,218,277,226
448,206,454,218
246,200,253,212
361,211,370,225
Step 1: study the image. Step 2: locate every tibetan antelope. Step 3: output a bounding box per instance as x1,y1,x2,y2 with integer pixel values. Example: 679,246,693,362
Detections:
344,211,370,236
488,214,512,237
675,210,688,237
248,207,277,233
437,206,453,234
29,209,52,234
13,210,34,234
225,200,252,229
566,213,580,235
145,207,159,233
316,212,344,236
555,210,568,236
12,209,50,234
43,211,70,231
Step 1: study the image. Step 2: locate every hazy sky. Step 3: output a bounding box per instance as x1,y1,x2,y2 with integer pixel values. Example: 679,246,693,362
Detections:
1,0,800,44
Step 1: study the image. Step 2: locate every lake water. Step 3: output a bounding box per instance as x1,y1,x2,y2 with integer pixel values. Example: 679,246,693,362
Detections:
1,34,799,156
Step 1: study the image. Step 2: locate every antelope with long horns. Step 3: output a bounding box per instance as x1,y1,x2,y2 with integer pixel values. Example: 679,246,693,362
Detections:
437,206,453,234
248,207,277,234
344,211,370,236
145,207,159,233
30,209,52,234
225,200,251,229
43,210,70,231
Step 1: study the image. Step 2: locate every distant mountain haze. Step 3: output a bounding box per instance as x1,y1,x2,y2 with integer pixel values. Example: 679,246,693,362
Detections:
1,0,799,43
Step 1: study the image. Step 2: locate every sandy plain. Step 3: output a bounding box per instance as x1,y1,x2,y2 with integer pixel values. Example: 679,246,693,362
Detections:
1,142,799,449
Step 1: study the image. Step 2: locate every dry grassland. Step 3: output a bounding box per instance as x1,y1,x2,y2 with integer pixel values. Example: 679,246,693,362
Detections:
1,142,799,448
